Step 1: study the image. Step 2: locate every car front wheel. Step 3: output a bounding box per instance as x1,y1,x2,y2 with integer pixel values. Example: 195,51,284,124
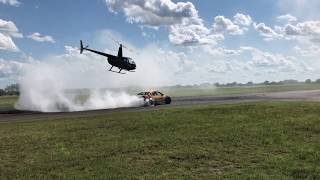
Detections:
165,97,171,104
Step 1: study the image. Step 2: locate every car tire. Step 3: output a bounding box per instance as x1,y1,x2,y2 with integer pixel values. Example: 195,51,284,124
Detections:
149,100,154,106
165,97,171,104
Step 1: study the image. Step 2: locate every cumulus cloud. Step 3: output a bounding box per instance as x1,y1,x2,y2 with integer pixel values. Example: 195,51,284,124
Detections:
294,45,320,57
105,0,198,27
0,19,22,52
254,16,320,43
105,0,251,46
213,16,244,35
282,21,320,42
241,46,299,72
253,22,282,41
0,0,20,7
168,20,224,45
277,0,320,19
0,33,19,52
27,32,55,43
234,13,252,26
106,0,216,46
209,62,234,74
0,59,23,79
204,46,242,57
277,14,297,24
0,19,23,38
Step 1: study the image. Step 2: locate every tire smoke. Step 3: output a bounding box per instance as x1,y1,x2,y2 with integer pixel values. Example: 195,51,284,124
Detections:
15,60,144,112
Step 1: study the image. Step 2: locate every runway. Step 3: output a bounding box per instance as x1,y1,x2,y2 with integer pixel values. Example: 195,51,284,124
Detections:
1,90,320,123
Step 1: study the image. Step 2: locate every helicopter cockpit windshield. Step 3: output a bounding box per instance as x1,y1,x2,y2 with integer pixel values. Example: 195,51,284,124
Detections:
128,58,135,64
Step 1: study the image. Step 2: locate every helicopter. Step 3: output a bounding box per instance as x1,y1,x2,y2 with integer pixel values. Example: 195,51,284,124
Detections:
80,40,136,74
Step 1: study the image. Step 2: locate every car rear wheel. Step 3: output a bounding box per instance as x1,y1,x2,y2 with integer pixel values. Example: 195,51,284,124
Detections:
144,99,154,106
165,97,171,104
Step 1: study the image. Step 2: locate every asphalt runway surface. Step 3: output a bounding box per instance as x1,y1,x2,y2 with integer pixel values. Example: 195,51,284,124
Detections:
1,90,320,123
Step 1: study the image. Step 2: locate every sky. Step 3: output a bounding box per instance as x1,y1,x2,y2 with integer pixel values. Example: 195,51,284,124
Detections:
1,0,320,88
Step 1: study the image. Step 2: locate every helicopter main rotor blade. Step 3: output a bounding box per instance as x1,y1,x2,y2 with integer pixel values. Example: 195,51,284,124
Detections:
111,37,136,54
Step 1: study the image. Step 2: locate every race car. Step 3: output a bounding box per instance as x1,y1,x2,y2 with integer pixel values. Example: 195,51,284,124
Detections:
137,91,171,106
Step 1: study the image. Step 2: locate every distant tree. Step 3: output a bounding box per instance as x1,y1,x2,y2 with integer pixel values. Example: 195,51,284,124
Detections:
316,79,320,84
4,83,19,95
263,81,270,85
246,81,253,86
281,79,298,84
0,89,5,96
305,79,312,84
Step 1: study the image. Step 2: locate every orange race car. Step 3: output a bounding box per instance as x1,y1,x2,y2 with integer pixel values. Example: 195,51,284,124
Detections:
137,91,171,106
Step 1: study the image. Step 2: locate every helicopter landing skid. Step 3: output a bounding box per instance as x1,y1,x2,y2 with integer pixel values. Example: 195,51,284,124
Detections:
109,70,126,74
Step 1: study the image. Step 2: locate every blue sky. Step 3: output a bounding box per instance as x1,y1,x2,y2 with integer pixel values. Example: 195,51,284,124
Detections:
0,0,290,57
0,0,320,87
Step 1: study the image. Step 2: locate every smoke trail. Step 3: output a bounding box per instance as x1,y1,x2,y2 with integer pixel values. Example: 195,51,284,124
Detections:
15,60,144,112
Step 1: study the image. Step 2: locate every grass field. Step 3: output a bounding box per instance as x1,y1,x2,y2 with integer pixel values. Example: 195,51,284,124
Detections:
1,102,320,179
0,96,17,109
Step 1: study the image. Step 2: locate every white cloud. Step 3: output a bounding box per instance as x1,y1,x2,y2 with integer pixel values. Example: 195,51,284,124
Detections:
0,19,23,38
241,46,299,72
0,0,20,7
0,59,23,79
277,0,320,19
106,0,216,46
204,46,242,57
277,14,297,24
253,22,282,41
254,17,320,43
105,0,198,27
282,21,320,42
0,33,19,52
213,16,244,35
168,19,224,45
27,32,55,43
294,45,320,57
105,1,252,45
209,62,234,74
234,13,252,26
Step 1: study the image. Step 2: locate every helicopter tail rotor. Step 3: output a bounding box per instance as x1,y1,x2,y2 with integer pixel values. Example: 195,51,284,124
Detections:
80,40,89,54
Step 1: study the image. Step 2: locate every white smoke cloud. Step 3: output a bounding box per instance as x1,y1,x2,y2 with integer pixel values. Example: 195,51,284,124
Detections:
14,56,146,112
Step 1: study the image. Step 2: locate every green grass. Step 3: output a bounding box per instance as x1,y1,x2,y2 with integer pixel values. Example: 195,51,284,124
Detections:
0,96,17,109
1,102,320,179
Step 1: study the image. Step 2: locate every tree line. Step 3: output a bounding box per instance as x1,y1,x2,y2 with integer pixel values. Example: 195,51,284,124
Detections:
1,79,320,96
172,79,320,88
0,84,19,96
